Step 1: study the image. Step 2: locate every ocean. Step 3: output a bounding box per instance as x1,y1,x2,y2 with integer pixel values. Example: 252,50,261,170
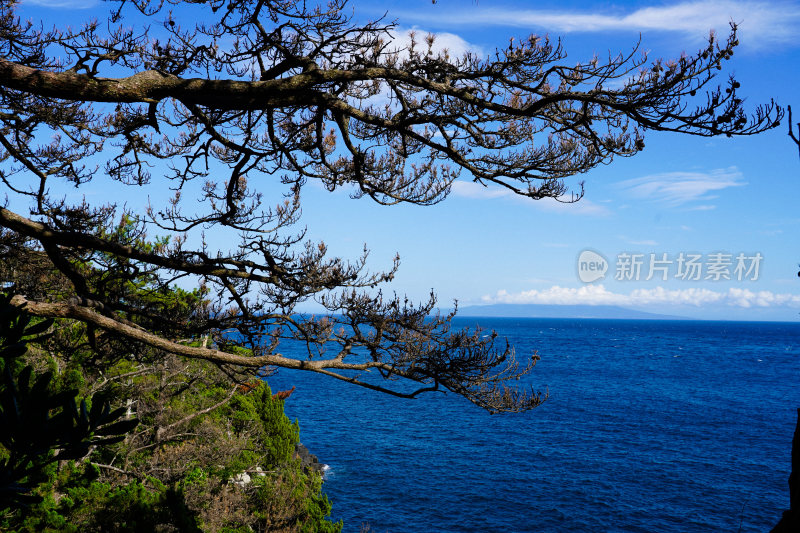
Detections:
266,318,800,532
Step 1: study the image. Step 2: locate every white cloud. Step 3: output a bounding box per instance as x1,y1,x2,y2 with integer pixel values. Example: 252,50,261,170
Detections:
450,180,513,199
533,197,611,216
387,28,483,60
400,1,800,48
450,180,610,215
616,167,745,207
21,0,98,7
482,284,800,308
353,28,482,111
725,287,800,307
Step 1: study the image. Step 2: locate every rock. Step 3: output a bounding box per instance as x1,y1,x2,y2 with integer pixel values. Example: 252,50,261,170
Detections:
231,472,251,487
295,442,325,475
228,444,325,488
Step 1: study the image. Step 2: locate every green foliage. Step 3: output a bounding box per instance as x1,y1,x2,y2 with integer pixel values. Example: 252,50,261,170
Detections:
2,375,343,532
0,295,138,509
8,462,200,532
228,381,299,465
0,256,341,531
0,318,341,532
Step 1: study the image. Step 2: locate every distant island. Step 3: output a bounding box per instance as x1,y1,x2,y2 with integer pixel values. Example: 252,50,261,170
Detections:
454,304,688,320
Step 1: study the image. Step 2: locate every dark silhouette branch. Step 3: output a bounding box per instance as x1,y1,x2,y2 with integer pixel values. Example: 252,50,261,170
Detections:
789,106,800,159
771,408,800,532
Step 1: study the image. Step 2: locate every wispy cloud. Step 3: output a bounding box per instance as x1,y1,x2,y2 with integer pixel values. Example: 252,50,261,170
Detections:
21,0,98,7
450,180,512,199
534,197,611,216
450,180,611,215
482,284,800,308
616,167,745,208
399,1,800,48
619,236,659,246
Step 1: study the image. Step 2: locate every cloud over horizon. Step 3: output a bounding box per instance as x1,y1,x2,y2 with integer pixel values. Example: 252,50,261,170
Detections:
482,284,800,308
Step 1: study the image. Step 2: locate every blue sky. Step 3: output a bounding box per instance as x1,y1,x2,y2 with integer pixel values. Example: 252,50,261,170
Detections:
15,0,800,320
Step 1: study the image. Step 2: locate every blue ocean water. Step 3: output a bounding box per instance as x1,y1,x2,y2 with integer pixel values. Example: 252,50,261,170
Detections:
267,318,800,532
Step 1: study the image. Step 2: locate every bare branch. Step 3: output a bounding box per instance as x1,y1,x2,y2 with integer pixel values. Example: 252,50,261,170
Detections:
789,105,800,159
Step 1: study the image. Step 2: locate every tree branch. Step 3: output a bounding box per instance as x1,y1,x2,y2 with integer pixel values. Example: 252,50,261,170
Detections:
8,293,384,370
155,385,238,441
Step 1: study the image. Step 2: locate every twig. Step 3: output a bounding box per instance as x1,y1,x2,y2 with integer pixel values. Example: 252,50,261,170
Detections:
91,462,131,475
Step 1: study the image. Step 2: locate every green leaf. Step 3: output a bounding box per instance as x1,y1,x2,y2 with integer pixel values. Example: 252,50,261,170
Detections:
31,371,54,400
89,392,106,422
17,366,32,394
22,318,53,337
0,344,27,359
94,418,139,437
104,406,127,424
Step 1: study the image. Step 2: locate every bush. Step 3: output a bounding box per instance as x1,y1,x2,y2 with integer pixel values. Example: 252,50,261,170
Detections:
0,295,341,532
